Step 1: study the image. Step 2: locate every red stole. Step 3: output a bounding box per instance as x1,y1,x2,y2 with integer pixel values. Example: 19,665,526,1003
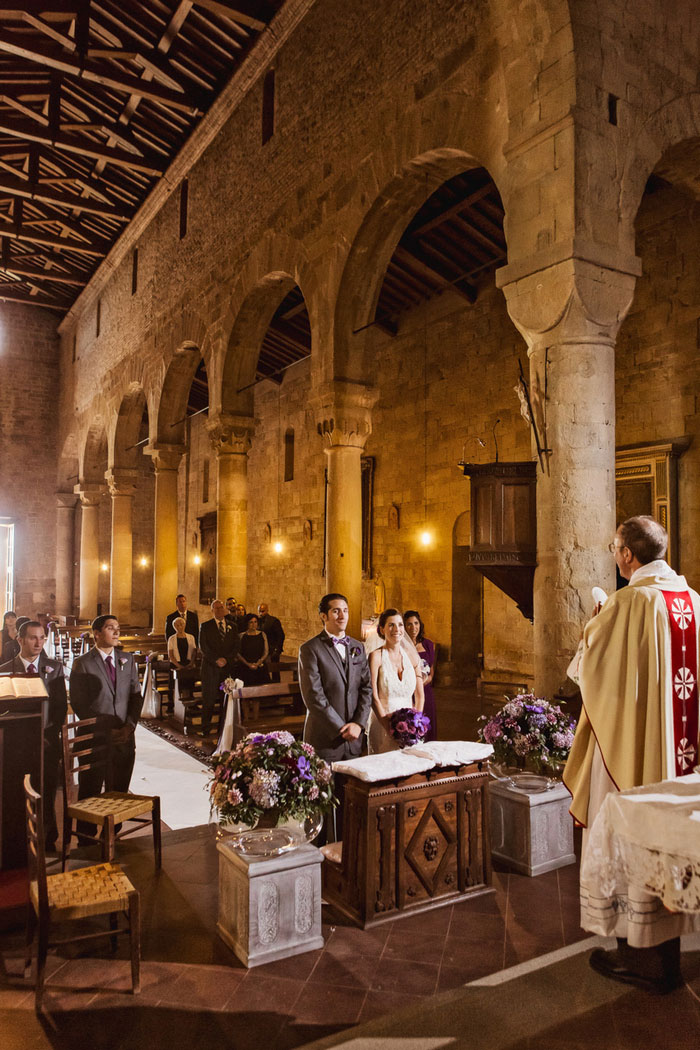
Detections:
661,590,699,775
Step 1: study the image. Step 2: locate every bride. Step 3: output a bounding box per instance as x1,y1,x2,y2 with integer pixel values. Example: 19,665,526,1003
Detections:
367,608,425,754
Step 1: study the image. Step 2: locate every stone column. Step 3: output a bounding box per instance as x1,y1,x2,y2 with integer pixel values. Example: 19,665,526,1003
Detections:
315,382,377,638
106,469,138,624
55,492,77,617
207,415,255,603
497,253,639,695
75,485,102,620
145,444,183,634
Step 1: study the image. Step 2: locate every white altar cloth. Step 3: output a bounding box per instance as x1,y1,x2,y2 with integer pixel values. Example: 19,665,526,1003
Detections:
580,773,700,945
332,741,493,782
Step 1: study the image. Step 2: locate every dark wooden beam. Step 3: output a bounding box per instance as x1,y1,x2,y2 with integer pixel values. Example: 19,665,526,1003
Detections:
396,242,477,303
0,30,200,114
0,116,165,174
0,285,66,310
0,261,86,285
192,0,273,31
267,317,311,354
0,219,106,254
0,177,130,219
411,183,496,238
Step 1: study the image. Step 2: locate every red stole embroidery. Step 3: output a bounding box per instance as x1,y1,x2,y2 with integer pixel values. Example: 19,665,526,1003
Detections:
661,590,699,775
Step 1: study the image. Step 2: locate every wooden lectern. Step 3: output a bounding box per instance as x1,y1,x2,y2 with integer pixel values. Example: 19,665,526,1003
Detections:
0,677,48,872
321,761,492,928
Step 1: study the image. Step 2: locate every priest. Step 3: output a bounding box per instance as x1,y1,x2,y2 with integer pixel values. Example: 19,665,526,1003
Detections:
564,514,700,993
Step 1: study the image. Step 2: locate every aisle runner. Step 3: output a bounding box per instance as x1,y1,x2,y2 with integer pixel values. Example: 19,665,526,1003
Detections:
131,724,211,830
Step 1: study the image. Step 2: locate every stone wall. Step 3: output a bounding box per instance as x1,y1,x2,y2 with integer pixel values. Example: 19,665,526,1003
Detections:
0,303,60,616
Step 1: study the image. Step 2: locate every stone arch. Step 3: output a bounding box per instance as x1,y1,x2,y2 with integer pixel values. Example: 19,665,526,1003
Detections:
79,419,108,486
156,344,208,446
111,384,149,471
219,232,313,417
619,93,700,250
333,147,507,382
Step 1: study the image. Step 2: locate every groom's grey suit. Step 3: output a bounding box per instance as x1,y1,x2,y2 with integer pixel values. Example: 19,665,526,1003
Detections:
298,631,372,762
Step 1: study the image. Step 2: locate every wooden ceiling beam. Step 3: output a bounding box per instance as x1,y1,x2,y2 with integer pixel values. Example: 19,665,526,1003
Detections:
0,261,86,285
395,242,477,303
0,115,165,174
192,0,273,32
411,183,496,237
0,285,66,309
0,30,200,114
0,218,106,254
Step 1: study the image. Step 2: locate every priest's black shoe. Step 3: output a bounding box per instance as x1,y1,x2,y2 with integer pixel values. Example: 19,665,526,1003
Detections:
589,947,682,994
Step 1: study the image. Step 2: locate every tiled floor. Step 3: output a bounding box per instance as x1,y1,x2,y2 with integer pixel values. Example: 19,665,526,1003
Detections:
0,822,588,1050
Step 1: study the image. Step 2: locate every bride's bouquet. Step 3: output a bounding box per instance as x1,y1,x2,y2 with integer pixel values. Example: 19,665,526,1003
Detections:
390,707,431,748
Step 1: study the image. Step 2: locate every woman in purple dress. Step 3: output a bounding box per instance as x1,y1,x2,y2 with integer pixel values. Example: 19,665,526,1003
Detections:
403,610,437,741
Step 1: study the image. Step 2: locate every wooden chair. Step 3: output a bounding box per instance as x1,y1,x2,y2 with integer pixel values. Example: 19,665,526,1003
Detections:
23,774,141,1011
61,719,161,872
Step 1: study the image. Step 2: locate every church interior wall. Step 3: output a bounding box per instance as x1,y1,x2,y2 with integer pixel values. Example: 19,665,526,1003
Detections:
615,178,700,580
0,303,60,616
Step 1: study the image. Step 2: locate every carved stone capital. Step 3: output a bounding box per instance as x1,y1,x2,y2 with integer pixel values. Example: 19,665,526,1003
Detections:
144,443,184,473
74,483,103,507
497,249,640,354
56,491,78,511
105,468,139,498
206,413,255,456
313,381,378,449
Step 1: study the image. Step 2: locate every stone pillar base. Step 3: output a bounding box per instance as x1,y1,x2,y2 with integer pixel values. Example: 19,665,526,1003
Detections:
489,779,575,877
216,840,324,967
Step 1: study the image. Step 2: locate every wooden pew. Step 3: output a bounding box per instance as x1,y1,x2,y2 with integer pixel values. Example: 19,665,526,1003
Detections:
226,681,306,744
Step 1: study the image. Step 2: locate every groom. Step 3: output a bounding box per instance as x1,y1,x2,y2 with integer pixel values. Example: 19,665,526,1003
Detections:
299,593,372,838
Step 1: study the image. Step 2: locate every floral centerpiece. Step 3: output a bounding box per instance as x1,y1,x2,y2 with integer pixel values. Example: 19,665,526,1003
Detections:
208,730,336,829
389,708,431,748
477,694,575,775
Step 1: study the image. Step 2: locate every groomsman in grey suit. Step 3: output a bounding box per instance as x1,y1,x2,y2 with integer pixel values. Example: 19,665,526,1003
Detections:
0,619,67,849
69,614,143,806
298,593,372,762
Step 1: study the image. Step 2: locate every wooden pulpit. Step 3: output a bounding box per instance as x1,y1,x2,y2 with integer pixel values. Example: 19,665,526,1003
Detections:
321,761,492,928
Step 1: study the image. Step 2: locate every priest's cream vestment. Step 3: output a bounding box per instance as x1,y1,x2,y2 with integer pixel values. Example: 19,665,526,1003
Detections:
564,561,700,946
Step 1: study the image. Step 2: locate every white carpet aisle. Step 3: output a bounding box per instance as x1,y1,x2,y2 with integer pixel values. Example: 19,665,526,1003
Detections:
130,724,211,830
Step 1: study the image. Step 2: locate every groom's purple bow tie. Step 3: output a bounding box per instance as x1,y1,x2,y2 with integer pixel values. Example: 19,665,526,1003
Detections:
331,636,348,647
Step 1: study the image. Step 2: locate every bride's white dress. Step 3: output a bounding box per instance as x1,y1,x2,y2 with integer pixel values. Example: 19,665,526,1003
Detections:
368,646,417,754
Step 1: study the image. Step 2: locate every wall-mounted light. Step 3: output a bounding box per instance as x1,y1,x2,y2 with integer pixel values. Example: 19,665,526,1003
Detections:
138,556,148,568
193,554,201,566
100,562,109,572
273,541,283,554
419,529,433,548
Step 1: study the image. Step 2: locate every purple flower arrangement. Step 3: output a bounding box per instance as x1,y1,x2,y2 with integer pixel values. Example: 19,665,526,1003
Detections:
208,730,336,827
389,707,431,748
477,694,576,772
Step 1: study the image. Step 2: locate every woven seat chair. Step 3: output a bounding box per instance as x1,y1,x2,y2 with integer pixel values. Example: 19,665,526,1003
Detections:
61,718,161,872
23,775,141,1010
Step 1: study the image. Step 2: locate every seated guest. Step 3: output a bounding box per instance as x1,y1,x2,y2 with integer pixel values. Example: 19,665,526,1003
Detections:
167,616,197,670
404,610,438,741
165,593,199,641
0,619,67,850
237,613,271,686
1,610,18,662
258,602,285,663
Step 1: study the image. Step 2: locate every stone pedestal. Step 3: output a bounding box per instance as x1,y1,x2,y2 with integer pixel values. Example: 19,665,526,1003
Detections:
216,840,324,967
489,779,575,877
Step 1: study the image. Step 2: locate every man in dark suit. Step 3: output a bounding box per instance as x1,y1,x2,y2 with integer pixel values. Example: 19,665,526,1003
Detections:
165,593,199,641
69,614,143,808
0,619,67,849
199,599,239,739
257,602,285,663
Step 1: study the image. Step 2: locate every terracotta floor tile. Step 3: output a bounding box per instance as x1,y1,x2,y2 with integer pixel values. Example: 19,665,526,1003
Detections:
381,929,447,966
305,947,380,989
251,946,324,982
155,962,246,1009
290,982,366,1025
323,922,391,957
358,988,430,1023
229,973,305,1013
370,956,440,996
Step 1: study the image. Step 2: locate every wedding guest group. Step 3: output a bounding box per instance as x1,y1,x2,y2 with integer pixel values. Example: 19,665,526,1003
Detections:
165,593,199,641
199,599,240,737
564,514,700,992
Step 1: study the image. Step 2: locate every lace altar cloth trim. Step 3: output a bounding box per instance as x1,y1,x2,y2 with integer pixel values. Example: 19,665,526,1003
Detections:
581,775,700,915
